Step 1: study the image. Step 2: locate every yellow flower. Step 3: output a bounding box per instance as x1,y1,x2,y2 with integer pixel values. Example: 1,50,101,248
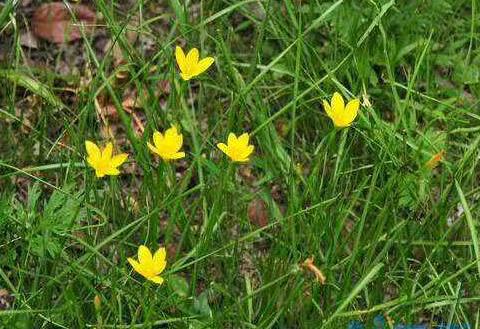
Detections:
147,126,185,161
85,141,128,178
217,132,254,162
175,46,214,81
323,92,360,128
127,245,166,284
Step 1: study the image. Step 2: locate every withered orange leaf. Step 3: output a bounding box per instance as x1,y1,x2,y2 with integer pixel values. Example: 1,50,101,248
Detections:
32,3,96,44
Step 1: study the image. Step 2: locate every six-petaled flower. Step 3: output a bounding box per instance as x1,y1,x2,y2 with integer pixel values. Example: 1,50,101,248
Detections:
85,141,128,178
147,126,186,161
175,46,214,81
217,132,255,163
128,245,167,284
323,92,360,128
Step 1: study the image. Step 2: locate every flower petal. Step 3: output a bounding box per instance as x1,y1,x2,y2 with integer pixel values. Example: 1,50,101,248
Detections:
175,46,187,73
186,48,199,67
217,143,229,155
138,245,153,264
237,133,250,146
153,247,166,263
193,57,214,76
85,141,101,163
147,142,159,155
345,98,360,118
335,98,360,127
167,152,185,160
331,92,345,112
171,135,183,152
227,133,237,146
128,257,144,276
95,169,106,178
165,127,183,151
153,247,167,274
322,100,334,119
165,126,178,137
242,145,254,159
111,153,128,167
236,157,250,163
153,131,163,148
148,275,164,284
180,72,193,81
102,142,113,160
104,168,120,176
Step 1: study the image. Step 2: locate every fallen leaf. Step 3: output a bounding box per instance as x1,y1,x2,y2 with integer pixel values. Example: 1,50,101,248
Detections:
247,198,268,228
32,3,96,44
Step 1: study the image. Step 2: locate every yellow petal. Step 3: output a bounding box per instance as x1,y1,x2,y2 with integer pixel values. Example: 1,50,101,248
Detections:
186,48,199,67
138,245,152,264
152,248,167,274
323,100,334,119
242,145,254,159
345,98,360,119
85,141,101,163
111,153,128,167
95,169,106,178
227,133,237,146
128,257,144,275
153,247,166,263
148,276,164,284
153,131,163,148
104,168,120,176
236,157,250,163
102,142,113,160
331,98,360,128
175,46,187,73
165,126,178,136
165,127,183,150
237,133,250,145
331,92,345,112
147,142,159,155
170,135,183,152
180,72,194,81
217,143,229,155
193,57,214,76
166,152,185,160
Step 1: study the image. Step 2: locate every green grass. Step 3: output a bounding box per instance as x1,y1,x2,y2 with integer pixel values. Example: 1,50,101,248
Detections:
1,0,479,328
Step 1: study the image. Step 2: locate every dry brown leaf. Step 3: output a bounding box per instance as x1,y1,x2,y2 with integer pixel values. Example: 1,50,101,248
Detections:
247,198,268,228
32,3,96,44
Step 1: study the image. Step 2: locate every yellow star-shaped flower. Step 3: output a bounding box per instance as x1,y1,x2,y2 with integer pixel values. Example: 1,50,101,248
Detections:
128,245,167,284
147,126,185,161
85,141,128,178
175,46,214,81
217,132,254,163
323,92,360,128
